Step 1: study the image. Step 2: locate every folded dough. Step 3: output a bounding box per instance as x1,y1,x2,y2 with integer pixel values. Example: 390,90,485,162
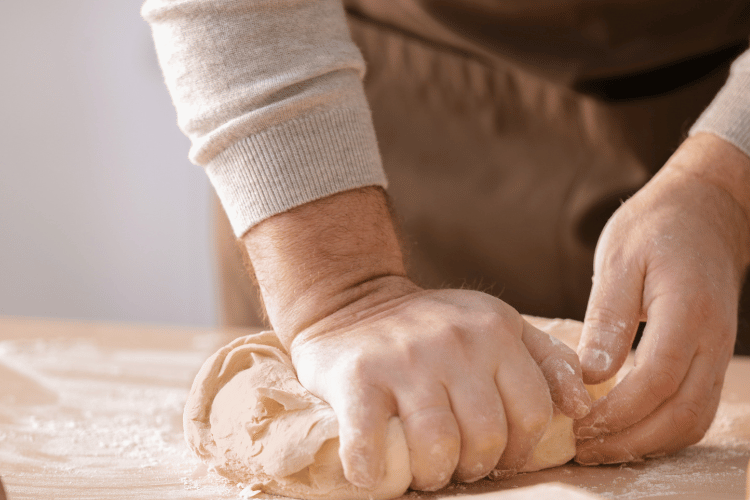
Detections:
183,317,614,499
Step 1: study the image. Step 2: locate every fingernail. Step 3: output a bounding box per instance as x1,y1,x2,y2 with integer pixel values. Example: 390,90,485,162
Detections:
488,469,516,481
575,425,603,440
348,471,377,490
347,456,380,490
573,394,593,419
573,404,591,420
576,450,603,465
580,348,612,373
454,465,489,484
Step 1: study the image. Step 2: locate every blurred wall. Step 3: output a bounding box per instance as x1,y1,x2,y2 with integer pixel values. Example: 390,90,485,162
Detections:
0,1,217,326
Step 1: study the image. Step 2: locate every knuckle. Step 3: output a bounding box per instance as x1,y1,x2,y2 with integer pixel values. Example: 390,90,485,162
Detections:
420,321,464,351
339,348,383,384
475,311,506,335
693,415,713,443
684,425,708,447
685,293,722,327
657,343,687,366
438,324,469,347
584,307,631,338
461,403,508,453
646,367,681,402
682,419,710,447
340,429,376,455
434,322,492,358
468,425,507,456
403,405,456,432
515,407,552,438
670,400,702,435
426,432,461,463
482,429,508,457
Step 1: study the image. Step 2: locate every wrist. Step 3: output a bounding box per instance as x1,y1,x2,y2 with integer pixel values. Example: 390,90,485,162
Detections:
678,133,750,219
663,132,750,270
242,187,410,347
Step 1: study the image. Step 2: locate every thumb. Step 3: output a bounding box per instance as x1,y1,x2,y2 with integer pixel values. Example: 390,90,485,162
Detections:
578,252,643,385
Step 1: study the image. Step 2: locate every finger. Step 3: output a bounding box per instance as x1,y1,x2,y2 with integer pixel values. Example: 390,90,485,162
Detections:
579,231,642,384
331,383,394,489
576,352,721,464
396,383,461,491
493,339,553,474
446,377,507,483
575,295,695,439
522,321,592,419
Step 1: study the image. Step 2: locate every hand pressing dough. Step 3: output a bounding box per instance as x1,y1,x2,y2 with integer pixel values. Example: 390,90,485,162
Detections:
183,318,615,499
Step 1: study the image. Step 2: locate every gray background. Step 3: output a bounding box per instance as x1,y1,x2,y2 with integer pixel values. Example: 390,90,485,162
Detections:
1,1,217,326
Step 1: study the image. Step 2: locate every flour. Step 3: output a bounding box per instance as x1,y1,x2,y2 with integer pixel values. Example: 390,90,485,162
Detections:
596,446,749,500
585,348,613,372
2,319,747,500
703,401,750,447
0,332,242,500
580,399,750,500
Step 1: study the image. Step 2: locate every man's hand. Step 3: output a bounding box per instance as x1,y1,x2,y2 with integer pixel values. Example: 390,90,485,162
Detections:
243,187,591,491
575,133,750,464
292,286,592,490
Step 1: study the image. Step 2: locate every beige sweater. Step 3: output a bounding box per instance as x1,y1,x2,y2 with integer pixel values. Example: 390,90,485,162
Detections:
142,0,750,237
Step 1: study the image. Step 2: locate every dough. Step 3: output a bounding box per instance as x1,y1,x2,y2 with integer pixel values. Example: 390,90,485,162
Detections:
520,316,615,472
183,331,411,500
183,318,614,499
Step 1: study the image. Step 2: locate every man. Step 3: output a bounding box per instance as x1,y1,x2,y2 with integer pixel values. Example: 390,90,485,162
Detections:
143,0,750,491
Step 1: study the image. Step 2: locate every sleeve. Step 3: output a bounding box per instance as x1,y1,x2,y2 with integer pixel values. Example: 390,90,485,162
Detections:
689,47,750,158
141,0,387,237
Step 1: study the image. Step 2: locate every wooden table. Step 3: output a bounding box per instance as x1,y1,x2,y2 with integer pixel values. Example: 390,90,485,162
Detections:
0,316,748,499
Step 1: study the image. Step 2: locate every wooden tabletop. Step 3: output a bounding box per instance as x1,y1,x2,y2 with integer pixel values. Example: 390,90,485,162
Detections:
0,316,748,500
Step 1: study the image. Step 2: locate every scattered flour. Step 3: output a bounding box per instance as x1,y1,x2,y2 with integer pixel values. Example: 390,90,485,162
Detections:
1,324,747,500
0,335,242,499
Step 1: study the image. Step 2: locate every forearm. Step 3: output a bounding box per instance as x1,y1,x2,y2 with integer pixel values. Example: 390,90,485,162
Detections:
242,187,415,347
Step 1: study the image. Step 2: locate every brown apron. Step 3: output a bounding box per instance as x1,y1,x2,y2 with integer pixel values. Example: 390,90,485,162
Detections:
216,0,750,352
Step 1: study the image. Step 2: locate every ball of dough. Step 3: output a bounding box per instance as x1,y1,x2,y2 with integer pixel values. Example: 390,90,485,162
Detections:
184,331,411,500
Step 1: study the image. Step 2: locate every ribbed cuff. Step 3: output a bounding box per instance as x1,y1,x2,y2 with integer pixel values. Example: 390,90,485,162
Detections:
689,70,750,158
205,107,387,237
